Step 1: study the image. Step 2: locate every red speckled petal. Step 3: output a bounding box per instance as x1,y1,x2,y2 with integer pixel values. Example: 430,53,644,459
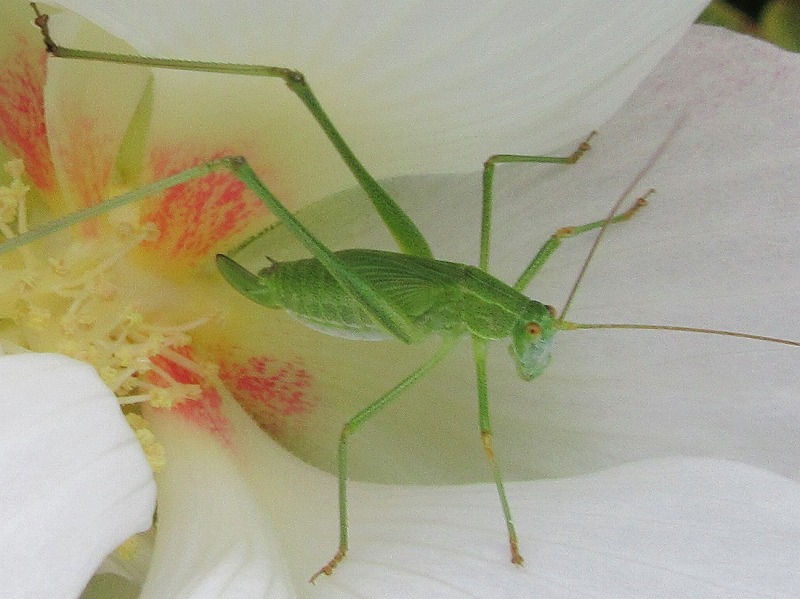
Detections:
139,148,269,267
149,347,233,447
0,4,56,194
170,387,232,448
219,353,317,441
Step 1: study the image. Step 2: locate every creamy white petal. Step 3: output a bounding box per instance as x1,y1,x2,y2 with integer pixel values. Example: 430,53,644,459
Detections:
140,409,294,599
0,354,156,599
227,400,800,598
50,0,706,203
228,26,800,485
336,460,800,598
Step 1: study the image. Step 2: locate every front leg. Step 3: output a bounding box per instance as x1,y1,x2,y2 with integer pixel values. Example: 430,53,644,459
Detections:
479,133,596,271
513,190,651,292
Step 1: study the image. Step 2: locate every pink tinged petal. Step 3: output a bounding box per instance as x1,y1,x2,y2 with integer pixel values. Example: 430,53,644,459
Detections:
240,26,800,486
0,4,56,193
0,353,156,599
141,409,294,599
473,26,800,481
140,148,269,266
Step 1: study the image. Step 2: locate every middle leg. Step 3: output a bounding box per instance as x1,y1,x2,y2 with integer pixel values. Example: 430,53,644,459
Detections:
310,332,462,583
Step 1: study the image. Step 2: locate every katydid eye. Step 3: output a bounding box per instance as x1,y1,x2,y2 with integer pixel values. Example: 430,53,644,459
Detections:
545,304,557,317
525,322,542,337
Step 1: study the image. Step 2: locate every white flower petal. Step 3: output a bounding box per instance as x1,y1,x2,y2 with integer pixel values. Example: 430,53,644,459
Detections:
479,25,800,480
141,409,295,599
0,353,156,599
229,26,800,485
50,0,706,202
338,460,800,598
227,401,800,597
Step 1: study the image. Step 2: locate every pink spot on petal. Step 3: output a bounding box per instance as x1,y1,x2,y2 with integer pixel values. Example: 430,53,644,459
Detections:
220,354,317,439
170,386,231,447
142,148,269,265
150,346,232,447
0,37,56,193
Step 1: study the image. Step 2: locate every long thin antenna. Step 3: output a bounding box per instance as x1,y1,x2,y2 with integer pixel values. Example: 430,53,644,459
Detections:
559,321,800,348
558,115,687,321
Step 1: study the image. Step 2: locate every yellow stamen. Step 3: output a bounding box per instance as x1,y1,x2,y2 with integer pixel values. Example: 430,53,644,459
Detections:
0,159,227,475
126,413,166,473
116,535,141,561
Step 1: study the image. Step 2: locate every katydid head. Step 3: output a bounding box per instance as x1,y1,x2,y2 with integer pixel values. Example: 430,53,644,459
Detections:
510,302,558,381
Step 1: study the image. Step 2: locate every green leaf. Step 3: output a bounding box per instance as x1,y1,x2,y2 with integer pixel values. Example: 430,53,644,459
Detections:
697,1,755,32
112,76,154,186
761,0,800,52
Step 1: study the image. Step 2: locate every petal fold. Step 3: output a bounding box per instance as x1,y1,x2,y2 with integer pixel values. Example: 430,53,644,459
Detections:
141,408,294,599
51,0,707,203
227,399,800,597
0,353,156,599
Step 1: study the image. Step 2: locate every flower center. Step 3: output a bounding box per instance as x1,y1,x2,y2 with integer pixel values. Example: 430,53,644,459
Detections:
0,159,217,472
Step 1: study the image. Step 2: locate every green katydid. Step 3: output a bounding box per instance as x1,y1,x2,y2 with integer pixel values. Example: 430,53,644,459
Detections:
14,4,800,583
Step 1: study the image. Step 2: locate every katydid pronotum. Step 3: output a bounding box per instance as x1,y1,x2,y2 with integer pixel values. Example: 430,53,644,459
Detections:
13,4,800,583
